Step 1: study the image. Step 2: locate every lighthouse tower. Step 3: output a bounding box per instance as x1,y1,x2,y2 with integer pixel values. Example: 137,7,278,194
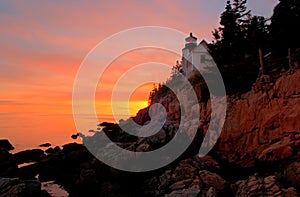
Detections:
182,33,197,76
182,32,214,78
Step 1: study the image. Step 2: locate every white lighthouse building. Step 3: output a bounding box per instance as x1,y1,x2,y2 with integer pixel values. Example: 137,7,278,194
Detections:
182,33,215,78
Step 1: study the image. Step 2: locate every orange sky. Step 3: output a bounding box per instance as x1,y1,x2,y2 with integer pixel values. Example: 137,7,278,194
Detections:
0,0,279,151
94,47,181,121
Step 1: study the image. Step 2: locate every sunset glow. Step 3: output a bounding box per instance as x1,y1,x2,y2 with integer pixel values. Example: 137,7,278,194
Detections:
0,0,279,151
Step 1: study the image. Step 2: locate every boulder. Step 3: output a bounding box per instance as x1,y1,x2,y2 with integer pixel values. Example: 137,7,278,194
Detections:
13,149,45,164
77,169,97,185
45,146,61,154
165,185,200,197
39,143,51,147
0,147,11,162
198,170,228,192
0,139,14,151
282,187,299,196
284,161,300,189
62,143,84,154
71,133,79,139
235,175,282,197
132,106,150,125
0,158,18,177
0,177,50,197
216,70,300,164
169,179,192,190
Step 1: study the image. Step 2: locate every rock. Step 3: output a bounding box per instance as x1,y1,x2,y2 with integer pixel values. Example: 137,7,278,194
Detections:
71,133,79,139
282,187,299,197
0,177,19,193
206,187,218,197
136,143,151,152
216,70,300,163
165,185,200,197
0,157,18,177
74,169,101,196
199,170,228,191
235,175,282,197
38,153,65,182
0,148,16,177
200,155,221,172
0,139,14,151
45,146,61,154
169,179,192,190
77,169,97,185
23,180,42,196
53,146,62,152
0,177,50,197
18,162,39,180
148,129,167,145
132,106,150,125
158,170,172,190
15,68,298,196
62,143,84,153
39,143,51,147
13,149,45,164
0,147,11,162
98,121,117,127
258,136,294,161
284,161,300,189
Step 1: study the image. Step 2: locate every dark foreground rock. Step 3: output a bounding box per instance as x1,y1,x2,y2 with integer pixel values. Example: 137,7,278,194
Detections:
39,143,51,147
284,161,300,189
0,139,14,151
0,148,18,177
0,177,50,197
0,139,299,196
45,146,61,154
13,149,45,164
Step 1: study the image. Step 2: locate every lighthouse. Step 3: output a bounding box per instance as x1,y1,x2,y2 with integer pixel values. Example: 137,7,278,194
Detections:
182,33,214,78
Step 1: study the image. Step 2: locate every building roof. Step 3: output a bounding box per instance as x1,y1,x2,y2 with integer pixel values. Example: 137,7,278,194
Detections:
185,32,197,41
199,39,210,52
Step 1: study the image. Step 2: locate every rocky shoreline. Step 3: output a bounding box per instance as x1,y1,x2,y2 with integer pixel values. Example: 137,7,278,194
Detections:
1,70,300,196
0,138,299,196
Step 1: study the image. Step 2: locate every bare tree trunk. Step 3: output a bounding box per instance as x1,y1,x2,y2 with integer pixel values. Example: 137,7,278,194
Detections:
288,47,294,68
259,47,265,75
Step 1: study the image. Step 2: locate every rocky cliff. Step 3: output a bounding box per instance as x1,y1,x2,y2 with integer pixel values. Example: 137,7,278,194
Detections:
128,68,300,196
217,69,300,166
1,70,300,197
139,69,300,166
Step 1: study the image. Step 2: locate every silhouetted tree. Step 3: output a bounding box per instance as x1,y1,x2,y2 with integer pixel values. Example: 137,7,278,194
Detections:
232,0,251,26
246,16,270,74
271,0,300,68
210,0,267,93
171,60,182,75
219,1,239,46
212,29,221,41
213,0,252,64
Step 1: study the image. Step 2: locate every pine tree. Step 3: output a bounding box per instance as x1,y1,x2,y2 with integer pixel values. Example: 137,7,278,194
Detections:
247,16,269,74
213,0,252,64
271,0,300,68
219,1,239,46
232,0,251,26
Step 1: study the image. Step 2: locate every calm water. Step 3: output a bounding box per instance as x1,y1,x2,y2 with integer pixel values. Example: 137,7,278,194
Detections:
0,113,85,152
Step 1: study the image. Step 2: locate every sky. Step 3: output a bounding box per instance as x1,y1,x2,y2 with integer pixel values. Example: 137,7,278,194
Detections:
0,0,279,151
